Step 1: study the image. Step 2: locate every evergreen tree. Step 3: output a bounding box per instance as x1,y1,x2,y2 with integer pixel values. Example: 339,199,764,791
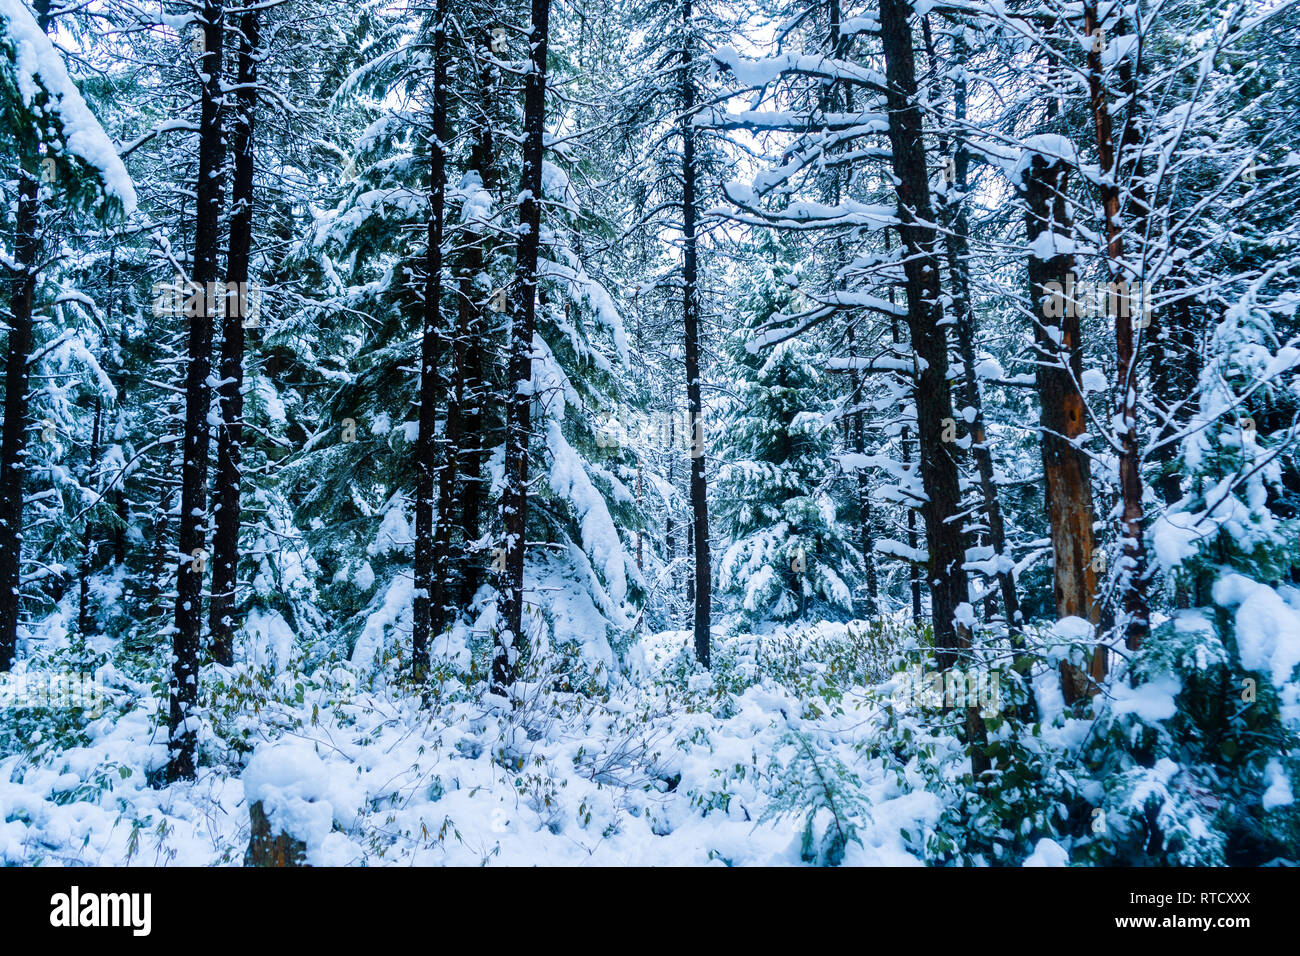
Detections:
717,241,861,627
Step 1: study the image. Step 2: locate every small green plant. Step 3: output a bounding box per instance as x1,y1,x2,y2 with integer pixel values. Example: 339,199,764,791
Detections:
761,728,869,866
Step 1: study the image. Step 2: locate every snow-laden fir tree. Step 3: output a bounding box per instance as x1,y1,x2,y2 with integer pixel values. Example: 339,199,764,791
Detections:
717,242,862,628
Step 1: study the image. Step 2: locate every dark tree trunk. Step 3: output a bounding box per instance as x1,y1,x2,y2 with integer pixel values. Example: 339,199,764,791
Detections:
1021,151,1104,704
79,247,119,636
246,801,308,867
0,177,39,671
493,0,550,695
413,0,449,685
1149,281,1200,609
1150,286,1198,508
884,235,921,625
826,4,876,620
665,418,676,601
681,0,711,667
148,475,174,611
879,0,970,665
169,0,226,782
0,0,51,672
685,520,695,618
456,303,485,606
112,315,128,566
846,330,878,617
880,0,986,776
456,27,501,612
934,29,1021,636
210,9,259,668
78,394,103,636
636,460,644,572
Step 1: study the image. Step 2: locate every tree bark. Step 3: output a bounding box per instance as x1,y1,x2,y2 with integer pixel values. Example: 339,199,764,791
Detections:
1084,1,1149,651
934,27,1021,636
1020,151,1104,703
1149,278,1200,607
169,0,226,782
879,0,970,665
848,336,878,617
246,801,308,866
210,9,260,668
493,0,550,695
78,391,103,636
0,174,39,671
681,0,712,667
413,0,449,686
880,0,987,776
884,233,921,625
0,0,51,672
456,28,500,612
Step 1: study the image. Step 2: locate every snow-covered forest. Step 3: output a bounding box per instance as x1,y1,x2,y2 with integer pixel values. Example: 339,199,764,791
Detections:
1,0,1298,868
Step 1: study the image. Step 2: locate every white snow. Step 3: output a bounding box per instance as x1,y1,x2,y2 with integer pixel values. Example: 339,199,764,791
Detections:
1022,837,1069,866
1109,675,1181,722
0,0,136,214
1262,759,1294,811
1012,134,1078,187
243,739,364,863
1212,574,1300,687
1027,231,1076,260
241,607,295,672
1081,368,1108,394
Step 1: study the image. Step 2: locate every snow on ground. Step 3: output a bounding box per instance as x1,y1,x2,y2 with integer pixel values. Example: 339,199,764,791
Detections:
0,623,952,866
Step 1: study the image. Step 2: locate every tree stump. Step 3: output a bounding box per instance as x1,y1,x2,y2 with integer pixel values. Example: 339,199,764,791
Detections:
245,800,309,867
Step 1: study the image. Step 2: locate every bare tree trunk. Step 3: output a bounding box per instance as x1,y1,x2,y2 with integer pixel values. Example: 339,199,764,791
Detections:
210,9,259,667
1084,1,1149,651
1020,150,1104,704
665,416,676,605
933,26,1021,635
636,459,644,572
1150,286,1198,508
880,0,986,776
0,176,38,671
494,0,550,695
169,0,226,782
681,0,711,667
148,471,174,612
879,0,970,664
848,348,878,617
112,322,128,568
78,392,103,636
826,2,877,620
1149,282,1200,609
0,0,51,672
77,247,121,633
884,234,921,625
456,299,485,608
413,0,449,686
456,34,498,611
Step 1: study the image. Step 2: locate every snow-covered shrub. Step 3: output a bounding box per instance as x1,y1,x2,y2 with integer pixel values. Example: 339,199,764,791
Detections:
760,727,870,866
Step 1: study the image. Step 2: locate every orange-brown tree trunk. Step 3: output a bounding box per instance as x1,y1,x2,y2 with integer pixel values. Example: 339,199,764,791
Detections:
1020,149,1104,704
1084,1,1150,652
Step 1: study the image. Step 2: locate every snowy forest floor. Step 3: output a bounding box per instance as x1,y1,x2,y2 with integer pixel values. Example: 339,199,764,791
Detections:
0,616,1115,867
